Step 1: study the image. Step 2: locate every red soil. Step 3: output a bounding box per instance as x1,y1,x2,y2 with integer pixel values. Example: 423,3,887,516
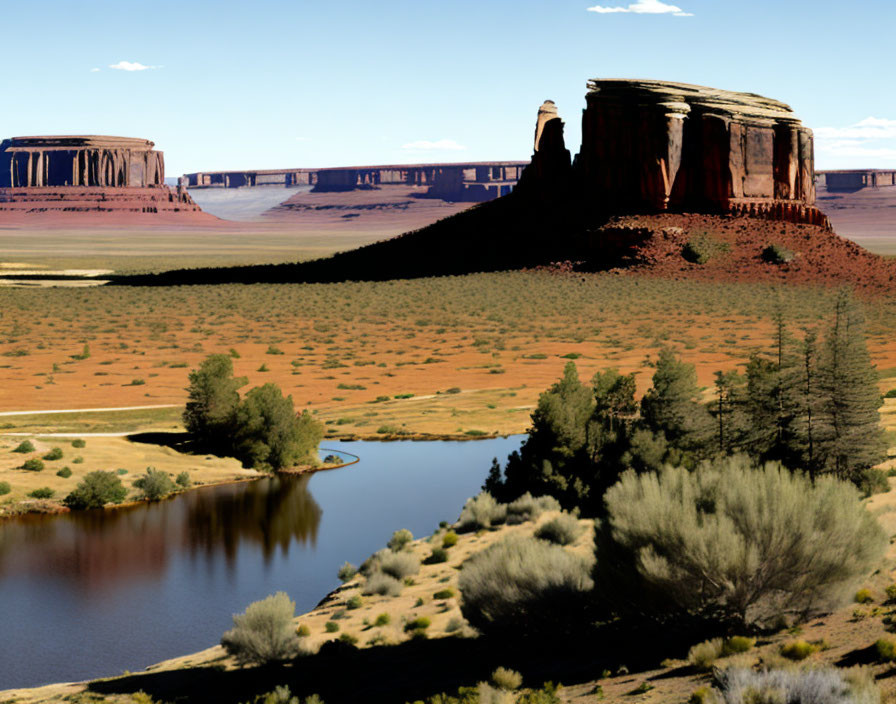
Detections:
596,213,896,293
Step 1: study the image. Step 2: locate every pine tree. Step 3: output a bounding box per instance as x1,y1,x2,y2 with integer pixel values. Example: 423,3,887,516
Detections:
640,347,714,464
711,370,747,454
816,292,886,481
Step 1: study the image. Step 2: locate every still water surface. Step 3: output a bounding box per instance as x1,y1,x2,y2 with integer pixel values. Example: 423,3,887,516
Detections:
0,437,523,689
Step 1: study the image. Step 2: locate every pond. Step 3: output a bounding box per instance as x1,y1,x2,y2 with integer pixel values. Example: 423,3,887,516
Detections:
0,436,524,689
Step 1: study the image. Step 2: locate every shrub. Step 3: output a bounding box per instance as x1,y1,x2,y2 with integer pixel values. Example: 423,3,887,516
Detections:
491,667,523,691
459,536,593,639
761,243,795,264
346,595,363,610
12,439,35,453
0,481,10,495
337,562,358,582
505,492,562,524
886,584,896,604
456,492,507,532
425,548,448,565
43,447,63,461
445,617,464,633
22,458,44,471
378,552,420,580
220,592,301,665
688,638,725,671
28,487,54,499
133,467,176,501
855,588,873,604
682,235,729,265
72,456,84,464
362,573,403,597
296,624,310,637
779,640,819,661
876,638,896,663
56,467,72,478
253,686,323,704
359,549,389,577
337,633,358,646
712,666,877,704
71,439,86,448
324,621,339,633
388,528,414,552
433,589,455,600
404,616,431,633
534,513,583,546
598,456,888,629
857,468,890,497
688,687,713,704
724,636,755,654
374,613,390,627
442,531,459,548
175,471,191,488
64,471,128,509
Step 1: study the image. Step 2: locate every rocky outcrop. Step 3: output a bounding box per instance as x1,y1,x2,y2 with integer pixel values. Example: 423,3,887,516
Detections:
0,135,206,217
521,79,830,228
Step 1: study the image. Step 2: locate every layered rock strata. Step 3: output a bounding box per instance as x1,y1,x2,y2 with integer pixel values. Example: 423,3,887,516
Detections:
0,136,202,215
527,79,830,228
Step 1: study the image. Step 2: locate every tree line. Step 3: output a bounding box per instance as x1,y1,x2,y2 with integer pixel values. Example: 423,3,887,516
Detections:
486,291,887,515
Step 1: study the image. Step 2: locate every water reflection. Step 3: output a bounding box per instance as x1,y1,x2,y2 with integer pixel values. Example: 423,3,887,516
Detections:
186,474,322,564
0,474,322,587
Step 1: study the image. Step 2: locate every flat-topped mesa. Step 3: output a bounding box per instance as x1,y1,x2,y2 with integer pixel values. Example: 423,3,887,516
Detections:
573,79,829,227
0,135,203,216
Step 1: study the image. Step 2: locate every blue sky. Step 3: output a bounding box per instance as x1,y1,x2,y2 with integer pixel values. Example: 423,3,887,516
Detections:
2,0,894,175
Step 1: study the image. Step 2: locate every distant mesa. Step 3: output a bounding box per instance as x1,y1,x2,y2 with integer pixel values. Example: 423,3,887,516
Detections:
182,161,527,203
817,169,896,192
0,135,211,223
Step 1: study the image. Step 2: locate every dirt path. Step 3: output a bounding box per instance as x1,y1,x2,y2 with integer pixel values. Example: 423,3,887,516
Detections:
0,404,179,417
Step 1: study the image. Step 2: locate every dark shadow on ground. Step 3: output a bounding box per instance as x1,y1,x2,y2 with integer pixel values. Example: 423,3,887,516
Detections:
127,431,195,453
87,626,705,704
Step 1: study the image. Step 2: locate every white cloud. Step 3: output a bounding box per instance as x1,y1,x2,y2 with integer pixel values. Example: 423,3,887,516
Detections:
814,117,896,167
401,139,468,151
588,0,693,16
108,61,160,71
89,67,100,73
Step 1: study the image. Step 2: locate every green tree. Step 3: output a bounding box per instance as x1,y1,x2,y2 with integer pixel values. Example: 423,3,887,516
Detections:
816,292,886,480
233,384,323,470
640,347,714,465
711,370,747,454
183,354,246,451
133,467,176,501
64,470,128,509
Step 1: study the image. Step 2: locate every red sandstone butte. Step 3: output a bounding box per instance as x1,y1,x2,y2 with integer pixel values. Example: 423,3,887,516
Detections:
0,135,218,226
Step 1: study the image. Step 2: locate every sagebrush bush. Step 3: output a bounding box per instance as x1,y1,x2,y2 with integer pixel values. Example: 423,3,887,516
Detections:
459,536,593,639
362,573,403,597
133,467,176,501
442,531,459,548
388,528,414,552
598,456,888,628
534,513,583,545
404,616,431,633
43,447,63,461
252,685,324,704
378,552,420,580
12,440,34,453
491,667,523,691
360,549,389,577
220,592,301,665
337,562,358,582
712,666,878,704
433,589,455,600
28,487,54,499
175,471,191,488
324,621,339,633
855,588,873,604
505,492,561,524
457,492,507,532
425,547,448,564
780,640,819,661
71,439,86,449
876,638,896,663
374,613,390,627
22,458,44,471
56,467,72,478
346,595,362,610
688,638,725,671
0,481,10,495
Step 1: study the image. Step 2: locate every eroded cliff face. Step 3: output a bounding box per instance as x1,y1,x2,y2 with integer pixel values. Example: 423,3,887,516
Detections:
523,79,830,228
